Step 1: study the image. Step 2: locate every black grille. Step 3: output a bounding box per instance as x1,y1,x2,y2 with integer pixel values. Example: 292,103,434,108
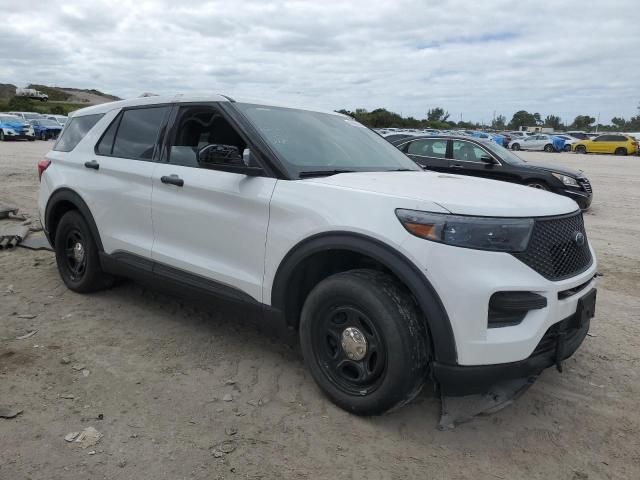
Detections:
578,178,592,193
513,212,592,281
532,315,586,356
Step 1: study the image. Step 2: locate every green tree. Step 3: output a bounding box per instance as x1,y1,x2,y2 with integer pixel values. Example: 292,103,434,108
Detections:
544,115,562,130
533,112,542,125
492,114,506,130
571,115,596,130
508,110,537,129
427,107,450,122
8,96,36,111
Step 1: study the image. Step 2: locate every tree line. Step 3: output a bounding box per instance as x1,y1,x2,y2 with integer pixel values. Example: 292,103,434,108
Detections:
336,104,640,132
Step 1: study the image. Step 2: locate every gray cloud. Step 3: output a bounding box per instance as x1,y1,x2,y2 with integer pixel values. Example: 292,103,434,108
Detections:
0,0,638,123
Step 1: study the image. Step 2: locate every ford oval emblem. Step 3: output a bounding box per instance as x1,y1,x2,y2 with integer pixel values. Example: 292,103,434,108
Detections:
574,232,585,246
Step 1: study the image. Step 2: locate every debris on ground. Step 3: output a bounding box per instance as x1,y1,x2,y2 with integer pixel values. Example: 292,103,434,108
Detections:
16,330,37,340
0,406,24,419
82,369,90,377
17,314,37,319
64,426,103,448
225,427,238,436
0,224,30,250
19,232,53,251
60,357,71,365
223,393,233,402
211,440,237,457
60,394,75,400
71,364,86,371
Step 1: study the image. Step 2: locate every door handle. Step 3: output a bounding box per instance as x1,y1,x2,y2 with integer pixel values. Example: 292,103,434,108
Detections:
160,174,184,187
84,160,99,170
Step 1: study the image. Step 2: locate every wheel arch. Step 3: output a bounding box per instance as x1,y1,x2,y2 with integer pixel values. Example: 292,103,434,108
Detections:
270,231,457,363
45,188,103,251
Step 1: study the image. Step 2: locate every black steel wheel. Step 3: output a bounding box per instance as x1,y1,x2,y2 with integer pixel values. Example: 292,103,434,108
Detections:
54,210,113,293
300,269,429,415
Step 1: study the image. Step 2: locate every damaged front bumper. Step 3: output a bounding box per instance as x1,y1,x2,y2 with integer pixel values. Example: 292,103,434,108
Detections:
432,288,595,397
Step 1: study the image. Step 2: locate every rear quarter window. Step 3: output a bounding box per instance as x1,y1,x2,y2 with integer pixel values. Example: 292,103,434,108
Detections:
54,114,104,152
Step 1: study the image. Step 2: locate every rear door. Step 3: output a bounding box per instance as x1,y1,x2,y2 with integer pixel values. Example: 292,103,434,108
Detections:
91,105,170,257
399,138,450,171
150,103,277,302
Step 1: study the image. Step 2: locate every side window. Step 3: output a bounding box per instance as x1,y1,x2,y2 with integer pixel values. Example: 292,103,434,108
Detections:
95,113,121,156
54,114,104,152
613,135,627,141
596,135,610,141
406,139,447,158
452,141,487,163
168,105,247,168
111,107,169,160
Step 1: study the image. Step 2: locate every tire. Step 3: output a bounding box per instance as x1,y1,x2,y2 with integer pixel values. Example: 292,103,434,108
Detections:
543,144,554,152
564,144,572,152
40,132,47,141
0,131,4,141
614,147,627,156
575,145,587,154
54,210,113,293
527,181,549,190
511,143,520,151
299,269,429,416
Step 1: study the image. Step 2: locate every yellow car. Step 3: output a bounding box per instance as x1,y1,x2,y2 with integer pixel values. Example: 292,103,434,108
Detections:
573,134,639,155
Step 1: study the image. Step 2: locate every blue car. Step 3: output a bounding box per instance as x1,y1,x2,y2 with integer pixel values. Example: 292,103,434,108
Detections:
0,114,35,141
28,118,63,140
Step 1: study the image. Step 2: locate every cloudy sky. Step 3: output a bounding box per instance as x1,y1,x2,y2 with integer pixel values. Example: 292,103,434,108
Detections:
1,0,638,123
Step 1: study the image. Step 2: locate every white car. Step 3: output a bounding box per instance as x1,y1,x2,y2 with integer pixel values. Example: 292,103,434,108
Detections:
7,111,44,121
509,134,556,152
38,94,597,415
45,114,68,126
552,134,578,152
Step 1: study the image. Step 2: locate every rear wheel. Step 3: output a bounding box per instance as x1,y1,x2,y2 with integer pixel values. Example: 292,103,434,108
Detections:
54,210,113,293
511,143,520,151
527,181,549,190
575,145,587,154
564,144,572,152
0,131,4,141
299,269,429,415
614,147,627,156
543,144,554,152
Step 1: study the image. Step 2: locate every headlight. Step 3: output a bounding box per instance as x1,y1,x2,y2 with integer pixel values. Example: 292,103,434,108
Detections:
551,172,579,187
396,209,534,252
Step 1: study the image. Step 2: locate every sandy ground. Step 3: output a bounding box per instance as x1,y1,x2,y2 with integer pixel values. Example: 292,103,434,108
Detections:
1,140,639,480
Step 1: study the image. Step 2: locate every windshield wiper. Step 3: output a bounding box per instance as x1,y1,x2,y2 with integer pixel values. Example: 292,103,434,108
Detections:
298,169,355,178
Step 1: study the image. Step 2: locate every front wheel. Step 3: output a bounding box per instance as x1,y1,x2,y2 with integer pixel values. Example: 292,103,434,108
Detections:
300,269,429,416
511,143,520,151
614,147,627,156
564,144,572,152
54,210,113,293
543,144,554,152
575,145,587,154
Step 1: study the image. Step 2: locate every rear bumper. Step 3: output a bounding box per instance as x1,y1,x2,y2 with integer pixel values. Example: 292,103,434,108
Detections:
432,310,590,396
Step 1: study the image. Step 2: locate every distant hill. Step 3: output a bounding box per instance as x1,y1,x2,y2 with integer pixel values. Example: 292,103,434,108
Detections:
0,83,17,100
28,84,121,105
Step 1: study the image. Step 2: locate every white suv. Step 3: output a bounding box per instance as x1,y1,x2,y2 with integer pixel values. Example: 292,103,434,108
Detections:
38,95,597,415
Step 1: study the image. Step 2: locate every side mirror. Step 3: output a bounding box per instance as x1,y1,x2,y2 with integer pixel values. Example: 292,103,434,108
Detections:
480,155,497,165
197,144,264,176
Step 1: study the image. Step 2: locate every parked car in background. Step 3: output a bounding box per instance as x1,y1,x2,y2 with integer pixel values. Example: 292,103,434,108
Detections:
45,115,68,126
394,135,593,209
573,134,639,155
0,113,36,141
565,131,590,140
552,134,577,152
38,94,597,415
28,118,63,140
508,131,532,138
509,134,559,152
8,111,44,121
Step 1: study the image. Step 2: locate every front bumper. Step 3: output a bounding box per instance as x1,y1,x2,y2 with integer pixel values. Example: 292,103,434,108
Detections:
560,188,593,210
432,299,592,395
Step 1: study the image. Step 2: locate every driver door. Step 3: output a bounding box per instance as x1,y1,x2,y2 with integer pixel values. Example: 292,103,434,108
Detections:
150,103,277,302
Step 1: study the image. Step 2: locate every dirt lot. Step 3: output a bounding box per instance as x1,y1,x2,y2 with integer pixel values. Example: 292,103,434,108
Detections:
1,140,639,480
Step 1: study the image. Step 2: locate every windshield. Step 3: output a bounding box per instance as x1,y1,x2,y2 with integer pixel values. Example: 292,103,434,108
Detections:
235,103,421,178
484,141,527,165
0,115,20,123
39,119,60,127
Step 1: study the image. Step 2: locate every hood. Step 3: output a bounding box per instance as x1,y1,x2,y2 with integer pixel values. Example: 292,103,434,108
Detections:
304,171,579,217
0,120,28,129
524,161,584,178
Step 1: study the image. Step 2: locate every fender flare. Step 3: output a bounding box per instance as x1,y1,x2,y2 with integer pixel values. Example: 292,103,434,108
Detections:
271,231,457,364
44,188,104,251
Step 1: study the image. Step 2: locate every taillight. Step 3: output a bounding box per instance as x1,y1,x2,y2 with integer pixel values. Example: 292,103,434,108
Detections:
37,159,51,181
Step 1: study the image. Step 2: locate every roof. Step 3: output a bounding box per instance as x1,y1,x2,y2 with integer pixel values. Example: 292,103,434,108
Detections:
70,93,347,118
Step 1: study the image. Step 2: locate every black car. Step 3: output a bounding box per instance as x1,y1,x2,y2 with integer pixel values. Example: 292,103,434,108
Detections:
392,135,593,209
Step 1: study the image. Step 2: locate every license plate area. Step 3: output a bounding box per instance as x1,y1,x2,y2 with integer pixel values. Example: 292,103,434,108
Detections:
572,288,597,329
